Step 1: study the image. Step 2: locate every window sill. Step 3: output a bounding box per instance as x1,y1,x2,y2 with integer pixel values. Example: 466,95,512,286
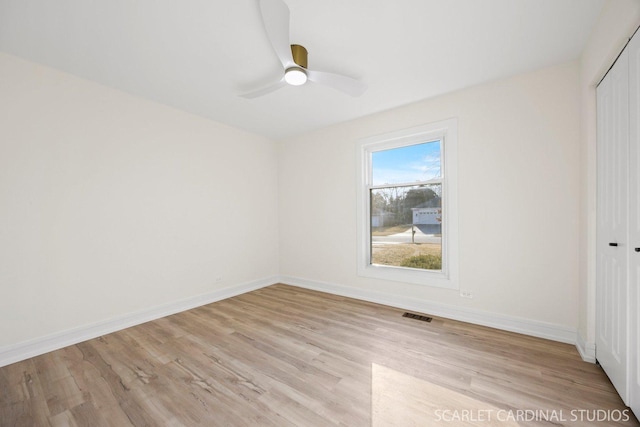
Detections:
357,263,458,289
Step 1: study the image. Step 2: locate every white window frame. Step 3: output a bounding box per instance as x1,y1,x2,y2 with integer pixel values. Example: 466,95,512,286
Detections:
356,118,459,289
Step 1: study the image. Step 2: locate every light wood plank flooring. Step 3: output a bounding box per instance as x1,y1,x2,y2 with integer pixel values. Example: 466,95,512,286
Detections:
1,284,637,426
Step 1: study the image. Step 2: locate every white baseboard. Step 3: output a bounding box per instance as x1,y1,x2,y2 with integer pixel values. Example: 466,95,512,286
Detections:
0,275,590,368
0,276,278,368
576,331,597,363
279,275,578,346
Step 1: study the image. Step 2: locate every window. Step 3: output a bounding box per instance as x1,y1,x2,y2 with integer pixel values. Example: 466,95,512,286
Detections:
356,119,458,288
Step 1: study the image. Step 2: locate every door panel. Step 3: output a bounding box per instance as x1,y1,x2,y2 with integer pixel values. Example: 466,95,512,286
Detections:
627,31,640,418
596,48,629,404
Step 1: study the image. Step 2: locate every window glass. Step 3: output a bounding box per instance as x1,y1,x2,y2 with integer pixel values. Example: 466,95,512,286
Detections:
370,142,442,271
372,141,441,185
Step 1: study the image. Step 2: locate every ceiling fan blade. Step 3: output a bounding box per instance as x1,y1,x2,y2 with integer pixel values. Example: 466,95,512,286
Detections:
259,0,295,69
240,78,286,99
306,70,367,97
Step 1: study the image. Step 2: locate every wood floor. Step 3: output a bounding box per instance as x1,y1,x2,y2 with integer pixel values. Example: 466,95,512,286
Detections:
1,284,637,426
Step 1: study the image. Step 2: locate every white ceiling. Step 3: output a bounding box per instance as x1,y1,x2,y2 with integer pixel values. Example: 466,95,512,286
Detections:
0,0,604,140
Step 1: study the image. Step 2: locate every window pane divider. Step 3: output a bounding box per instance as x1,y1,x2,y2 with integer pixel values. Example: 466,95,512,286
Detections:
369,179,442,190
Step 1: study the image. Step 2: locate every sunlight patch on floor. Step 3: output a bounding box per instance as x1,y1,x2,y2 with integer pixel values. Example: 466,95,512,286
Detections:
371,363,520,427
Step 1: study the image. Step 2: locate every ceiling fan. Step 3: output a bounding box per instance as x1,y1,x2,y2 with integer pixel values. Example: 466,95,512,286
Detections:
241,0,367,99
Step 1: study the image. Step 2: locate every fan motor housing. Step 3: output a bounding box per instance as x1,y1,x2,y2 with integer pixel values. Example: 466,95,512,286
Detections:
291,44,308,68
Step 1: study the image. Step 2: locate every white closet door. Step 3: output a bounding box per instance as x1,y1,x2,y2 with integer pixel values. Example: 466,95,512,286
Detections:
596,48,630,404
628,32,640,417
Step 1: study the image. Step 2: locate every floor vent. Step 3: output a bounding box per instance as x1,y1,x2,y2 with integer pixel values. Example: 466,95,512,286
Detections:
402,312,433,322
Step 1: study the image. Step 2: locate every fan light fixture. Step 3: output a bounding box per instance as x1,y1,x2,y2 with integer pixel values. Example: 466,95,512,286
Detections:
239,0,367,98
284,67,307,86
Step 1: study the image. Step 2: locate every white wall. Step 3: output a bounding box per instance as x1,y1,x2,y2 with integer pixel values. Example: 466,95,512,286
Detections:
0,53,279,351
578,0,640,360
278,61,581,338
